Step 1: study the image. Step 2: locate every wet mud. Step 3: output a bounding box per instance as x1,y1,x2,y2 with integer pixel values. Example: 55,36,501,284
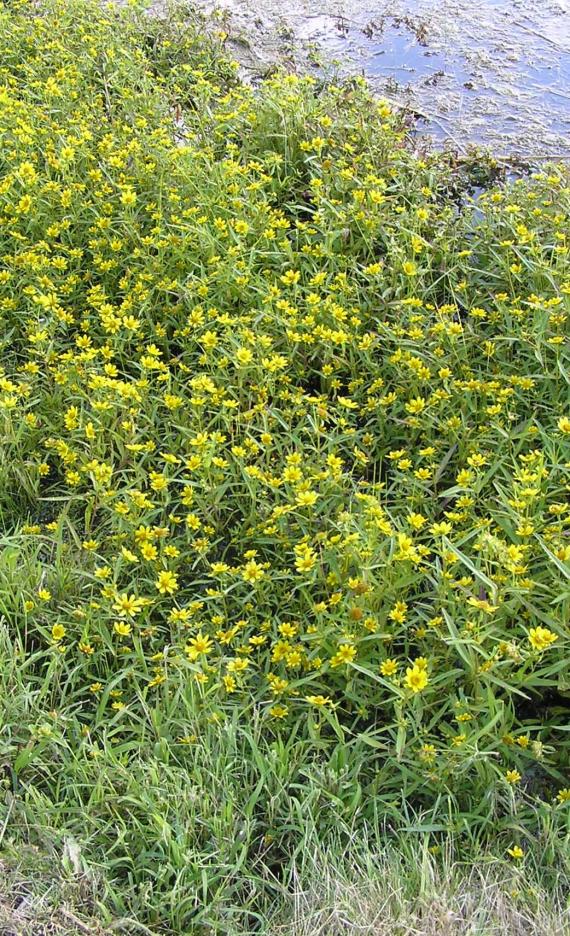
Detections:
199,0,570,159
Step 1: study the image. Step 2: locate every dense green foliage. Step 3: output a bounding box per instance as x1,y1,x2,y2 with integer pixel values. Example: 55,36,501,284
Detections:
0,0,568,930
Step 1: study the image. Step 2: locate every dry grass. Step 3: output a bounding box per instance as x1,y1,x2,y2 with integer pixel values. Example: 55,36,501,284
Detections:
0,841,568,935
0,851,102,936
0,847,155,936
269,847,570,936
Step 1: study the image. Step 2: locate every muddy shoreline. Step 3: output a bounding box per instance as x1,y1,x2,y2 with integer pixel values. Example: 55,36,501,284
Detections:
194,0,570,160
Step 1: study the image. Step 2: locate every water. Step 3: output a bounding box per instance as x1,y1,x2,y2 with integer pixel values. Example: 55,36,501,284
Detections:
206,0,570,158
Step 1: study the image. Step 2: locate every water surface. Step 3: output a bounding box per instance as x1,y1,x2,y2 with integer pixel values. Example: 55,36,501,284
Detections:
208,0,570,158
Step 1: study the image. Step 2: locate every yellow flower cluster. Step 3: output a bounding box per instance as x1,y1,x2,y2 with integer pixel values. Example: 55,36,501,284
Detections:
0,0,568,802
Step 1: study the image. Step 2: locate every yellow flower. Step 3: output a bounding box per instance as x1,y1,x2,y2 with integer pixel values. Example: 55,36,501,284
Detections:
211,561,230,575
557,416,570,434
294,547,317,573
528,626,558,652
467,597,499,614
269,704,289,718
51,623,66,641
235,347,253,366
388,602,407,624
242,559,265,583
155,570,179,595
380,658,398,677
507,845,524,859
121,547,138,563
280,270,300,286
295,490,318,508
140,542,158,561
330,644,356,668
556,788,570,804
402,260,417,276
185,632,213,659
305,695,331,706
279,622,298,638
113,593,145,617
404,664,428,693
505,769,521,784
120,187,137,207
395,532,417,562
405,396,426,415
408,513,427,530
17,194,33,214
114,621,132,637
